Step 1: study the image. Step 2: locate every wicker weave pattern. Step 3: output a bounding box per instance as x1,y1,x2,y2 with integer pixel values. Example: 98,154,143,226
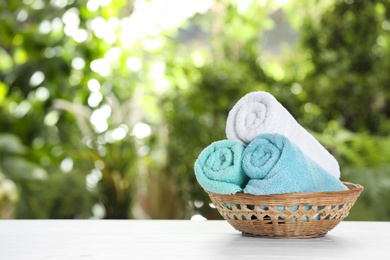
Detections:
206,182,363,238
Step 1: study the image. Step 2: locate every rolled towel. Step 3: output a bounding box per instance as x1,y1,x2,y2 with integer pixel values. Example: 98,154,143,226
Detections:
226,91,340,179
194,140,249,194
242,133,347,195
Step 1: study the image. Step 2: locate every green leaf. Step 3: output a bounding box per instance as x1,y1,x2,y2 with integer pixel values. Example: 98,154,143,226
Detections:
0,157,45,181
0,134,27,155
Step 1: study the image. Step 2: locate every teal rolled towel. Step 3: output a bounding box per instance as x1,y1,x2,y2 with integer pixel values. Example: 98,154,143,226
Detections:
242,134,347,195
194,140,249,194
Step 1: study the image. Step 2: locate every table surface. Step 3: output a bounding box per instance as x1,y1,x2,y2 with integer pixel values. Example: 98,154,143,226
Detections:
0,220,389,259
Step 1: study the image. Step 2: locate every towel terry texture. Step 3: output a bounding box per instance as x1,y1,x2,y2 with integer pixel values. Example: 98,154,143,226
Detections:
225,91,341,179
194,140,249,194
242,134,347,195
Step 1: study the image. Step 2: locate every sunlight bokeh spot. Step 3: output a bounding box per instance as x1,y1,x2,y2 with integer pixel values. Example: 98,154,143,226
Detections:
150,61,165,79
105,47,122,63
35,87,50,101
190,214,207,221
103,33,116,44
69,73,82,86
107,17,120,30
87,0,111,11
154,77,170,93
149,61,170,92
62,8,80,37
209,203,216,209
99,0,111,7
51,18,63,31
32,168,47,180
141,38,164,51
29,71,45,86
44,111,60,126
60,157,74,173
192,52,205,68
13,100,32,118
0,179,17,196
137,145,150,157
118,0,212,47
90,59,110,77
62,7,80,26
50,146,63,157
88,92,103,107
111,125,127,141
291,83,302,95
73,29,88,43
194,200,204,208
16,9,28,22
233,0,252,13
72,57,86,70
31,0,45,10
86,169,102,190
88,79,101,92
50,0,68,8
43,47,58,58
94,160,105,170
133,122,151,139
38,20,52,34
22,0,33,5
90,104,111,133
90,17,107,39
126,57,142,71
382,20,390,31
91,203,105,218
86,0,99,12
32,137,45,149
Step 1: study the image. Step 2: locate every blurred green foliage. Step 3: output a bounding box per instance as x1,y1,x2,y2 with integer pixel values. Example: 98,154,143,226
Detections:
0,0,390,220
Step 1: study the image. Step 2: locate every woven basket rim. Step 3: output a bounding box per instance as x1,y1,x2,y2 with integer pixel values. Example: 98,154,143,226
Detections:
205,182,363,238
205,181,363,200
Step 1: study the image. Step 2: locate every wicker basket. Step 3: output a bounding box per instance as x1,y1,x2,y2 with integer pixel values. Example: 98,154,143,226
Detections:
206,182,363,238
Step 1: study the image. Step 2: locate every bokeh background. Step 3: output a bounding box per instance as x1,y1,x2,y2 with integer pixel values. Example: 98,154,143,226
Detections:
1,0,390,220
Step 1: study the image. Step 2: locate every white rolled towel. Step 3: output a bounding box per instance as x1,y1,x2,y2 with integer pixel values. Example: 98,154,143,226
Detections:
225,91,340,179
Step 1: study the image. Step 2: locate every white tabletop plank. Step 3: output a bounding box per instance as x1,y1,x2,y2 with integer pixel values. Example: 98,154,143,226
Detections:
0,220,389,259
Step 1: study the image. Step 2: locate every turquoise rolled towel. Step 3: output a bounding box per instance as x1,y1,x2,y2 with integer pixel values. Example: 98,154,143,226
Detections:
242,134,347,195
194,140,249,194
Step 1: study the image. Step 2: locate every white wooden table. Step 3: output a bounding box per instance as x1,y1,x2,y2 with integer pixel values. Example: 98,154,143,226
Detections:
0,220,389,259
